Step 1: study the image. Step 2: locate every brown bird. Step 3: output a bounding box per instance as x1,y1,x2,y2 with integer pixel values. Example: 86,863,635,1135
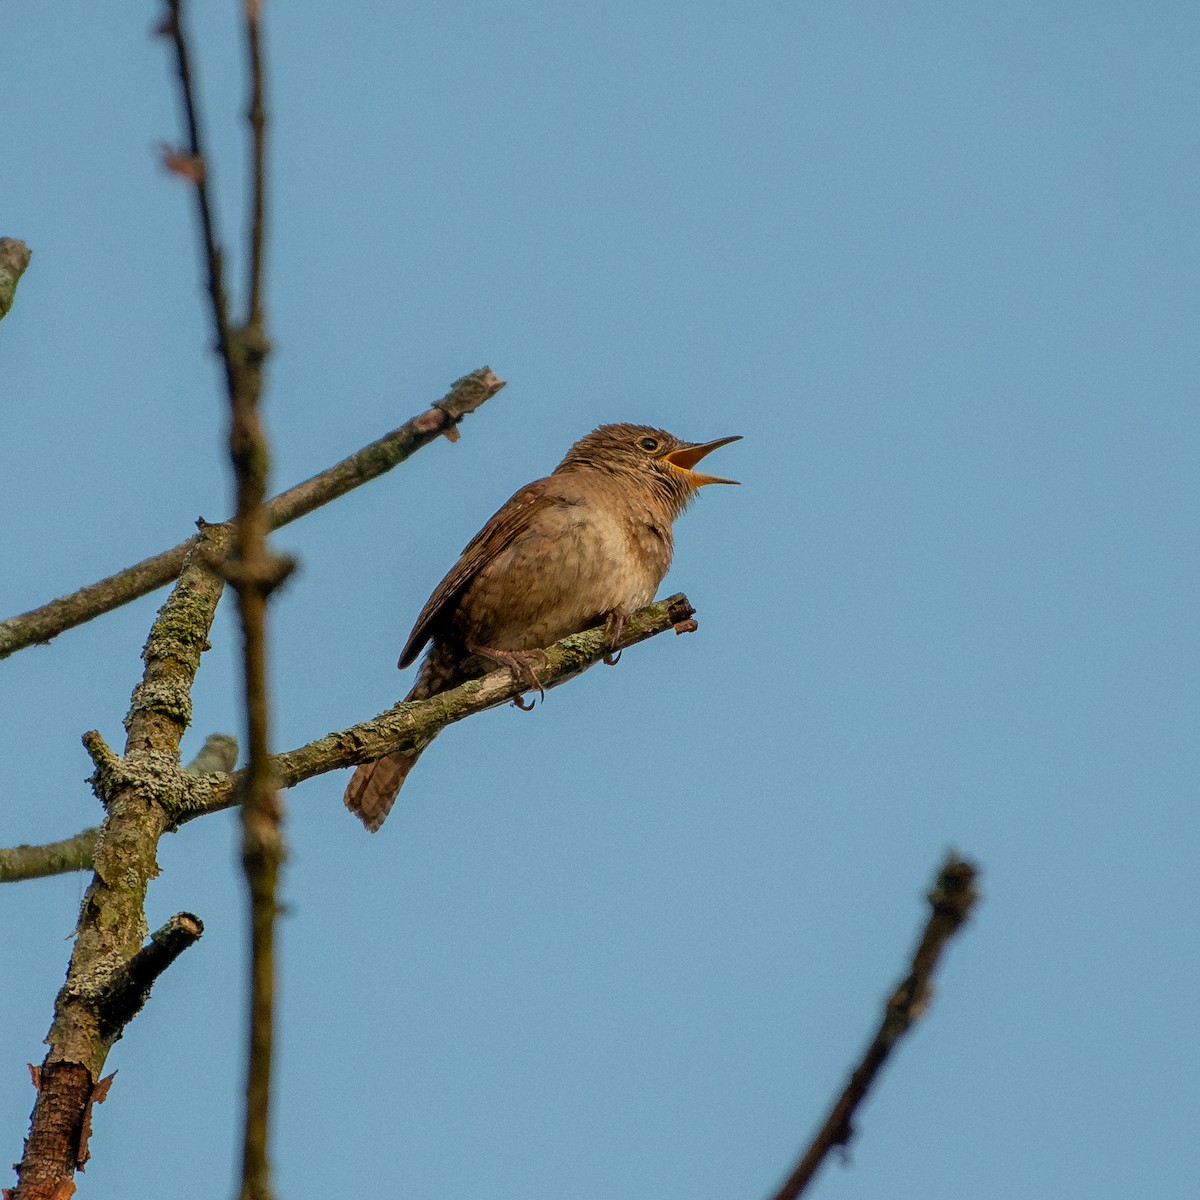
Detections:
343,422,740,831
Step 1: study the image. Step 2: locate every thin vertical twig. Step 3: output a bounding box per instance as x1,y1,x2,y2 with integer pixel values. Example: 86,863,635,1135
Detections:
162,0,235,389
165,2,283,1197
245,0,267,328
214,2,283,1197
231,4,284,1199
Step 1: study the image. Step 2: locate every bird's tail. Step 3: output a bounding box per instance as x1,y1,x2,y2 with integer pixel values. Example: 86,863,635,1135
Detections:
344,748,423,832
343,648,463,832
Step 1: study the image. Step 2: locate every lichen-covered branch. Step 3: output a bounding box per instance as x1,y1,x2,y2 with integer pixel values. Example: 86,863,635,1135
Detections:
6,590,698,885
5,586,698,1198
94,912,205,1041
769,854,980,1200
0,367,505,661
178,594,698,823
10,531,227,1200
0,237,31,322
0,735,238,885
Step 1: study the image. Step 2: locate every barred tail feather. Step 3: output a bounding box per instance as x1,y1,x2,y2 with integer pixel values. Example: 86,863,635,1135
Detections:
344,749,423,832
343,645,464,832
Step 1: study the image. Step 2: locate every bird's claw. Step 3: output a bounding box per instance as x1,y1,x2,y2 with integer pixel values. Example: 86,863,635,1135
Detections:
603,608,628,667
511,659,546,709
471,642,547,709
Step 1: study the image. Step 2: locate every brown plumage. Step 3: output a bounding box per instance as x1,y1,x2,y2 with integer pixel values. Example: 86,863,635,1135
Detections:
344,422,740,831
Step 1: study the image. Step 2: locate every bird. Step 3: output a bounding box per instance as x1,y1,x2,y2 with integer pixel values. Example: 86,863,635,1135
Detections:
343,422,740,831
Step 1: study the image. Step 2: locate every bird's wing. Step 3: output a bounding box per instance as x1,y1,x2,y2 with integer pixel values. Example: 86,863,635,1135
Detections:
397,480,562,669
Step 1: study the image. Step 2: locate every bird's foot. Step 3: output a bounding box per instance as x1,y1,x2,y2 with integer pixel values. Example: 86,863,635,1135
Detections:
602,608,630,666
470,644,548,709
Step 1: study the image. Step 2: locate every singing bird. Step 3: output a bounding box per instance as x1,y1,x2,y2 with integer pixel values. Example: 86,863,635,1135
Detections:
344,422,740,831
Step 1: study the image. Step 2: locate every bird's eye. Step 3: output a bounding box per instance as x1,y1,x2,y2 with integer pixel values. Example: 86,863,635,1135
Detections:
638,436,659,452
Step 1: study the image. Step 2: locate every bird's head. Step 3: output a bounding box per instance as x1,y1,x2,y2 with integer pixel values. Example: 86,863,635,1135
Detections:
555,423,741,512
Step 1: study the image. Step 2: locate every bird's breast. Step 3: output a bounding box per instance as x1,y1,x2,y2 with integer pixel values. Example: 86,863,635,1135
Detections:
453,496,673,651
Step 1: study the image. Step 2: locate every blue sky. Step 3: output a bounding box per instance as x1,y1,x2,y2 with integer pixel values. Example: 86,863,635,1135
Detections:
3,2,1198,1197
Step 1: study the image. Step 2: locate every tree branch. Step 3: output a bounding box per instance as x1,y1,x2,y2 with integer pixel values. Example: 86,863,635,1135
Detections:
177,594,699,824
0,734,236,885
94,912,205,1041
0,237,31,322
4,588,697,882
184,731,239,775
768,854,980,1200
11,531,227,1199
0,828,100,884
161,0,235,388
14,914,204,1194
245,0,267,332
0,366,505,661
220,2,282,1193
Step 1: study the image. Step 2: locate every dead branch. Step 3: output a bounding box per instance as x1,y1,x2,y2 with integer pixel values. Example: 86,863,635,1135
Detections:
768,854,980,1200
0,829,101,885
184,732,239,775
2,596,697,888
176,594,699,823
0,367,504,662
93,913,205,1041
0,735,236,885
10,531,227,1199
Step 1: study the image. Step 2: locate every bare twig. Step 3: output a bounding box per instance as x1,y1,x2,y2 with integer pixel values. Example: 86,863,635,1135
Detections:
245,0,267,330
11,532,226,1199
768,854,980,1200
176,594,699,824
0,827,100,884
225,3,282,1194
0,237,32,322
162,0,235,387
184,731,239,775
94,912,205,1040
164,2,284,1192
0,367,505,661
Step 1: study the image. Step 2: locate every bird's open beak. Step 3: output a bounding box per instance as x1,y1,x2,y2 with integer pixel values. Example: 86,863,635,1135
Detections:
662,435,742,486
